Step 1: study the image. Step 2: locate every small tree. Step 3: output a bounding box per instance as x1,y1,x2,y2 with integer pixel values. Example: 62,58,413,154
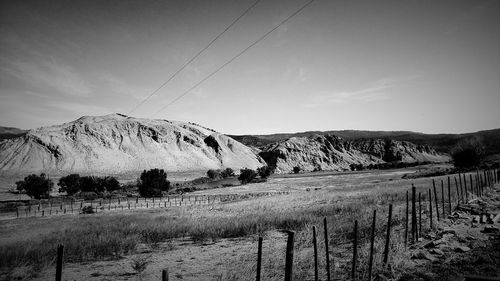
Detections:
207,169,222,180
58,174,81,195
220,168,235,178
100,176,121,192
16,173,53,199
451,138,485,169
138,169,171,197
238,168,257,184
293,166,301,174
257,166,273,179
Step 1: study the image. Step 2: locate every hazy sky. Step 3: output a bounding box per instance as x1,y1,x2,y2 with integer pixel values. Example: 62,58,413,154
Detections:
1,0,499,134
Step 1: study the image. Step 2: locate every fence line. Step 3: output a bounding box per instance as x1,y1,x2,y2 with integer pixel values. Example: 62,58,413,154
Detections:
21,168,500,280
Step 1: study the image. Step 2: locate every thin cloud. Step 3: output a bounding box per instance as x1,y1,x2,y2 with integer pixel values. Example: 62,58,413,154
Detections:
304,77,411,108
1,58,93,97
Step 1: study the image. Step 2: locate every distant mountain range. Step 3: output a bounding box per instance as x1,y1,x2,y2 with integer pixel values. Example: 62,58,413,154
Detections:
0,126,28,140
1,116,497,175
229,128,500,155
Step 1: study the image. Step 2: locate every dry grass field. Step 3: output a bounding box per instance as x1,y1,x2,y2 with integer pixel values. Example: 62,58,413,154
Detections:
1,164,498,280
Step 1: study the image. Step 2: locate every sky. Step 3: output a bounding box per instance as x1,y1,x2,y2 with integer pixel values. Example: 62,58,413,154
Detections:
1,0,499,135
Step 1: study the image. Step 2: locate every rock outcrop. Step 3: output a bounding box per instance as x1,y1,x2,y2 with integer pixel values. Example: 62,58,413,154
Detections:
259,135,449,173
0,114,266,175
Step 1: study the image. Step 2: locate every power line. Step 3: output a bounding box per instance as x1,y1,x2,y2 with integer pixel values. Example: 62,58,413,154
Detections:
151,0,315,117
128,0,262,114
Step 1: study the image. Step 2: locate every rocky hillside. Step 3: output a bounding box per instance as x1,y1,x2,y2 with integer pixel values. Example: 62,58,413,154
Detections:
0,114,265,175
259,134,449,173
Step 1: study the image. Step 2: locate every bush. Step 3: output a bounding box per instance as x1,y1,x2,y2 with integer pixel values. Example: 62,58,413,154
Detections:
293,166,301,174
221,168,235,178
238,168,257,184
207,169,222,180
451,138,485,169
257,166,273,179
16,174,53,199
58,174,81,195
138,169,171,197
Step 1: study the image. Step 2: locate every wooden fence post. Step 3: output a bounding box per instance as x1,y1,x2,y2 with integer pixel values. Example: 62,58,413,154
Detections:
162,269,169,281
352,220,358,281
418,193,422,238
323,217,331,281
383,204,393,265
433,180,440,221
55,244,64,281
312,227,319,281
463,173,468,202
447,177,452,215
257,237,263,281
405,191,409,247
454,177,460,205
441,180,445,218
428,189,433,229
284,231,295,281
411,184,416,244
470,174,474,196
368,210,376,281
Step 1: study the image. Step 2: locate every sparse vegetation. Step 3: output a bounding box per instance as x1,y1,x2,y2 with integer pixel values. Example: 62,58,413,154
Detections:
238,168,257,184
220,168,235,178
207,169,222,180
59,174,120,195
257,165,273,179
138,168,171,197
15,173,53,199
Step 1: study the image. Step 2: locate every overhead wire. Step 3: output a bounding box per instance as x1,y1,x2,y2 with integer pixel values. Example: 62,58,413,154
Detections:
151,0,315,117
128,0,262,114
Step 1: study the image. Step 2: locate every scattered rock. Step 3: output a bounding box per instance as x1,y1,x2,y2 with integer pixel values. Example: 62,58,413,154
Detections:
411,250,436,262
454,246,471,253
439,228,456,235
481,226,499,233
429,249,445,256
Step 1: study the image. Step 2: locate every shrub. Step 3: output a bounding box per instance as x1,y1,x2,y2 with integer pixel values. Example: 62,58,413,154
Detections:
293,166,301,174
138,169,171,197
220,168,235,178
15,174,53,199
58,174,81,195
238,168,257,184
206,169,222,180
257,166,273,179
452,140,485,169
99,176,120,191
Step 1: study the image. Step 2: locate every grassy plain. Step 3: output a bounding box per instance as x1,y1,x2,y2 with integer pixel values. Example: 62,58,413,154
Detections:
0,165,462,280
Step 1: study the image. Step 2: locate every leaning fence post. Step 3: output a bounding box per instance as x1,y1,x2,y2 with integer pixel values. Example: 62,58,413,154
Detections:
55,244,64,281
312,227,319,281
352,220,358,281
256,237,263,281
323,217,331,281
433,180,440,221
383,204,392,265
368,210,376,281
284,231,295,281
162,269,169,281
